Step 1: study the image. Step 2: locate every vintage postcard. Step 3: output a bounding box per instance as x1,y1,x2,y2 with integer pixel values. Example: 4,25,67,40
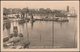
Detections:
1,1,79,51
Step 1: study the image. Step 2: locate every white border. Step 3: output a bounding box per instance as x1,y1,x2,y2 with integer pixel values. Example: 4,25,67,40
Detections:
1,1,79,51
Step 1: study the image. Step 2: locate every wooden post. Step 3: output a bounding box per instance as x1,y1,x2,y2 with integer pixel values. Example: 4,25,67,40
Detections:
52,15,54,48
26,22,29,42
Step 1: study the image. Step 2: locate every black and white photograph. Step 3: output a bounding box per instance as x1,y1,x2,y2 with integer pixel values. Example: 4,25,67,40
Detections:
1,1,79,50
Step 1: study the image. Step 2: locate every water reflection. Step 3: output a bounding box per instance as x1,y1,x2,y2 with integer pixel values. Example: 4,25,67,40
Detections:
3,17,77,48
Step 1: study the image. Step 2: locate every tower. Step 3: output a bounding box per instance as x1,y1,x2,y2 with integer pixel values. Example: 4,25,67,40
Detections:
67,6,69,12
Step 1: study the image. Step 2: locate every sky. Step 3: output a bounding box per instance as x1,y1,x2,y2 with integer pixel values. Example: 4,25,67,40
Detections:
1,1,79,11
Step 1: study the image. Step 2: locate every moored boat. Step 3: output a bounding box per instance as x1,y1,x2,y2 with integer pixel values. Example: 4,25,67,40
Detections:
56,17,69,22
3,26,30,49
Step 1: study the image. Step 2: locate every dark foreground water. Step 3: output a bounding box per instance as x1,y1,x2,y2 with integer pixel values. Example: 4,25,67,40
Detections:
3,16,77,48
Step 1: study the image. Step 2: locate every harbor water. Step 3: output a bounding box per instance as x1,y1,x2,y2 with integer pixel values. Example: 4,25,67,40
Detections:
3,16,77,48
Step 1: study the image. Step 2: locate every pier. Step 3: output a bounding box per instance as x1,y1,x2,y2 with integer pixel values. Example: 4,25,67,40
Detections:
3,17,69,23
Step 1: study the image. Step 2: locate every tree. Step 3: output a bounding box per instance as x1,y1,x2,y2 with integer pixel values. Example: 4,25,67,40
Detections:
3,8,11,15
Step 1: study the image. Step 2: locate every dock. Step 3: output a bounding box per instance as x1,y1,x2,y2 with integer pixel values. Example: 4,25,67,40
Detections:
3,17,69,23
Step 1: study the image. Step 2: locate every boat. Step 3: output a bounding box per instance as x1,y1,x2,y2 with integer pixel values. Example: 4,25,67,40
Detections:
3,26,30,49
56,17,69,22
3,33,30,49
18,19,25,24
34,17,59,21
